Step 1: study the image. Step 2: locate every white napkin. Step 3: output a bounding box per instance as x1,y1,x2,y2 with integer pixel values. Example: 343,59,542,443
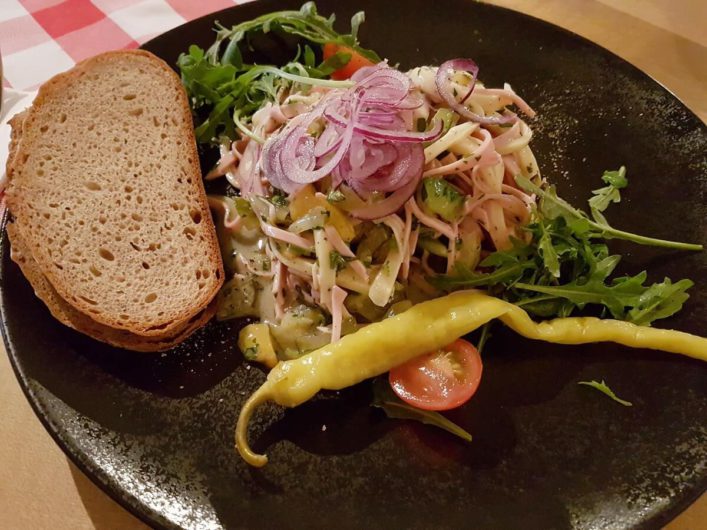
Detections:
1,89,38,190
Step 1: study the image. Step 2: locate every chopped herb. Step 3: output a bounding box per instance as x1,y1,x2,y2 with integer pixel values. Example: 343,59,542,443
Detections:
372,378,472,442
243,345,259,360
329,250,350,271
422,177,464,222
416,117,427,132
326,189,346,203
588,166,628,212
270,193,289,207
578,379,633,406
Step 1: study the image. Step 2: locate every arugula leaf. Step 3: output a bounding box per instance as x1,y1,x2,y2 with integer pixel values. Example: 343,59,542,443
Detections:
207,2,380,65
578,379,633,406
350,10,365,40
516,175,702,251
303,44,316,67
589,166,627,212
514,270,669,322
309,51,352,77
537,218,561,278
372,378,472,442
179,3,380,144
476,322,492,354
626,277,694,326
433,170,697,326
178,49,351,143
429,261,529,290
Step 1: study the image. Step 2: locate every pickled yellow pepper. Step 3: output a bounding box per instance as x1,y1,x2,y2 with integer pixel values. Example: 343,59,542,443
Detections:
236,290,707,466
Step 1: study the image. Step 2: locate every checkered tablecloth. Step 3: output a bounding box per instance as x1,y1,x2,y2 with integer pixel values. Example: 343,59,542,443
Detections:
1,0,256,91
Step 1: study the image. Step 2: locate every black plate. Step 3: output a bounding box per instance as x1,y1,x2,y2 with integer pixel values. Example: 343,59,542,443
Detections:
2,0,706,528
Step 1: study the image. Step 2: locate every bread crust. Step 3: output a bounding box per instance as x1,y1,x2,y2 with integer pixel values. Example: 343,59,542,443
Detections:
5,50,224,337
5,110,27,184
7,222,215,352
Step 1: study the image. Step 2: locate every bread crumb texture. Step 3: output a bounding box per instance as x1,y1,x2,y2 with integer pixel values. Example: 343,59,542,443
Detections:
6,51,224,336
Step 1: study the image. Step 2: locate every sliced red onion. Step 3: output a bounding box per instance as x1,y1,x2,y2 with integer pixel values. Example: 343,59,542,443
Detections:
392,93,425,111
351,63,387,82
342,143,398,189
324,108,443,143
352,143,423,193
261,130,297,193
283,98,361,185
313,122,343,157
263,63,428,200
435,59,517,125
359,111,397,125
347,143,424,219
353,63,410,90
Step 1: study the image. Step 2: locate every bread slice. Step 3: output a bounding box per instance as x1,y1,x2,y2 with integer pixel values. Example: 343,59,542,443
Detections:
5,50,224,337
5,110,27,185
7,222,215,352
5,97,216,352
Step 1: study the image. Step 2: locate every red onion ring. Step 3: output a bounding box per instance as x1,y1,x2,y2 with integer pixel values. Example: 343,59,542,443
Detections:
435,58,517,125
262,63,427,205
324,108,443,143
350,143,423,193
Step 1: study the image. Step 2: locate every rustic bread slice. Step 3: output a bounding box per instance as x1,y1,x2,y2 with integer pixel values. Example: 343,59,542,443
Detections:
5,50,223,336
5,110,27,185
7,222,215,352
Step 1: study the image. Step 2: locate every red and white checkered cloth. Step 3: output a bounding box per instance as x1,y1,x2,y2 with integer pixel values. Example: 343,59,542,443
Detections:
0,0,256,91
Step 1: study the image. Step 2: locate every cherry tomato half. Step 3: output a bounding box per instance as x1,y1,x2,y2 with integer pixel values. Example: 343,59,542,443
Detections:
389,339,483,411
322,43,375,80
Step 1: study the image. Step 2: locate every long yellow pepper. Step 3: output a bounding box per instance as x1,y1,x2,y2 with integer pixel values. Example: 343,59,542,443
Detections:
236,290,707,466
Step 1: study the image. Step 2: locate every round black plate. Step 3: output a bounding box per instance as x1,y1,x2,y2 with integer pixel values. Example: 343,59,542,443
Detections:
2,0,706,528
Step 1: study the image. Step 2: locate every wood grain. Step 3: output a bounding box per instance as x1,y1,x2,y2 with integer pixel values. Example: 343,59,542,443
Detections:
1,1,704,528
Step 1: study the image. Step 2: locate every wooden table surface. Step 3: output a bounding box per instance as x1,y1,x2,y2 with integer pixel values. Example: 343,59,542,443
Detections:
1,1,705,528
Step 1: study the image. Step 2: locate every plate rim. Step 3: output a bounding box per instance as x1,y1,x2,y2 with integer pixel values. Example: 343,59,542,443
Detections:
1,0,705,528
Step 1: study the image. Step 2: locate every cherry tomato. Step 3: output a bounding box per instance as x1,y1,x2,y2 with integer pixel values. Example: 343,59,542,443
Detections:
389,339,483,411
322,42,375,80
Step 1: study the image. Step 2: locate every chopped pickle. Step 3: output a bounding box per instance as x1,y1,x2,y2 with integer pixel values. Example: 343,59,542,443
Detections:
418,237,448,257
422,178,464,222
216,276,258,320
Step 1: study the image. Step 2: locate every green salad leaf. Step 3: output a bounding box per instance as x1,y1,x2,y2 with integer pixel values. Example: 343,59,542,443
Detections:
588,166,627,212
476,322,492,354
372,378,472,442
578,379,633,406
516,175,702,251
432,169,699,326
178,2,378,144
207,2,380,65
